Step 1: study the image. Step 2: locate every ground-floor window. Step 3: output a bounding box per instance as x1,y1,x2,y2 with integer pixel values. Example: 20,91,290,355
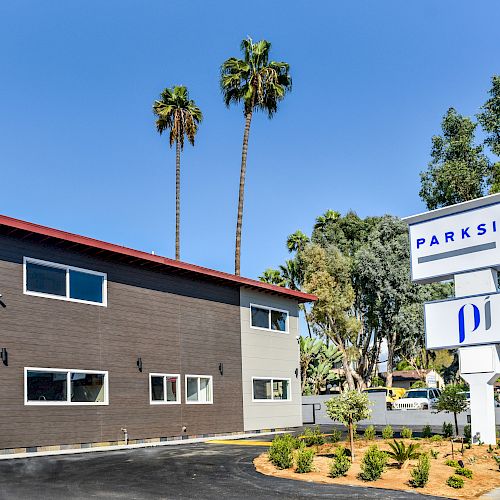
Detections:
24,368,108,405
252,377,291,401
149,373,180,404
185,375,213,404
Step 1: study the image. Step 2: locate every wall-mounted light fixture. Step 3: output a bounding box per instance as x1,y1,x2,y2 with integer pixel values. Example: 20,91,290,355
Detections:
1,348,8,366
0,293,5,308
294,368,299,378
219,363,224,376
136,357,143,372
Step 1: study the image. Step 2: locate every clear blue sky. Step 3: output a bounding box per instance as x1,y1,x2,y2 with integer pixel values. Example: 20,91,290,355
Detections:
1,1,499,280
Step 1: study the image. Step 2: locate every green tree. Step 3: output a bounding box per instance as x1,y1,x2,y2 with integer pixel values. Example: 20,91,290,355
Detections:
286,230,310,253
419,107,491,210
325,390,371,460
221,37,292,275
354,216,421,387
478,75,500,193
436,385,468,436
153,86,202,260
258,268,286,286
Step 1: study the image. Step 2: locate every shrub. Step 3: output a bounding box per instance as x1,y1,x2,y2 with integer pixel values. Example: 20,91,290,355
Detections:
269,434,296,469
446,475,464,489
364,425,376,441
430,449,439,459
442,422,453,438
295,447,315,473
302,426,325,446
329,447,351,478
382,425,393,439
358,445,387,481
464,424,471,443
401,427,413,439
445,459,459,467
422,425,432,438
329,429,342,443
430,434,443,442
494,455,500,469
455,466,473,479
386,440,420,469
409,453,430,488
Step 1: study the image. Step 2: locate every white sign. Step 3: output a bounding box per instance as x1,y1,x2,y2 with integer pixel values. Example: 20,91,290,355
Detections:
407,201,500,283
424,292,500,349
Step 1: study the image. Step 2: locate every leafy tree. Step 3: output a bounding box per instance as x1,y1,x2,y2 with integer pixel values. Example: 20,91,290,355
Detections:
153,86,202,260
325,390,371,460
436,385,468,436
221,37,292,275
478,75,500,193
419,107,491,210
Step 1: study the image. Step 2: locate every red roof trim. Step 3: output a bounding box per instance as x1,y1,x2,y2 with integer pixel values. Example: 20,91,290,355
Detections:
0,214,317,303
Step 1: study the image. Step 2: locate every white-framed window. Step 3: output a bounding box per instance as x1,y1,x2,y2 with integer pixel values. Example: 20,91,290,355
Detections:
250,303,289,333
185,375,213,404
24,367,109,406
252,377,291,402
23,257,107,306
149,373,180,404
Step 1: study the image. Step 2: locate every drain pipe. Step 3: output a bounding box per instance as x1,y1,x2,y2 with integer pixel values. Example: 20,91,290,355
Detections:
121,428,128,445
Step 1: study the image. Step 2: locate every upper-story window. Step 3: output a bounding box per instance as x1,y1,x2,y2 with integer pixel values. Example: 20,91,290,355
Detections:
24,257,107,306
250,304,288,333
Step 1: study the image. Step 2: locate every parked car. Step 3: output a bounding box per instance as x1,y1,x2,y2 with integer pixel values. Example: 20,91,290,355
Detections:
392,387,441,410
363,386,406,409
460,391,500,408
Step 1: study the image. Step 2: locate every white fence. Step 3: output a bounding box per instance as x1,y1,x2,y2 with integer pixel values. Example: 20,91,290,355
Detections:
302,393,500,433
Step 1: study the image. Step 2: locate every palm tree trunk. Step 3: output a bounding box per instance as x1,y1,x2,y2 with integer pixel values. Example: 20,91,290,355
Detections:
175,140,181,260
235,110,253,275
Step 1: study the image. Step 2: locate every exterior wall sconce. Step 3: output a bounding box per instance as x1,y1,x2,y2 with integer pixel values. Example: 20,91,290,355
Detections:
1,348,8,366
294,368,299,378
219,363,224,376
136,357,143,372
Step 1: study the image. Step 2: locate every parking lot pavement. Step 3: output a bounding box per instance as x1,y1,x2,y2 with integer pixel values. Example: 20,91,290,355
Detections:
0,440,447,500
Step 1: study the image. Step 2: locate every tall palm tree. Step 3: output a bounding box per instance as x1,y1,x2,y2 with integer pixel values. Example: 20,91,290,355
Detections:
153,86,202,260
221,37,292,275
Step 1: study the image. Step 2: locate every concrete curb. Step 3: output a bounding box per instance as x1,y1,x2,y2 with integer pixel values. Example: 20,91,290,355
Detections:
0,431,284,461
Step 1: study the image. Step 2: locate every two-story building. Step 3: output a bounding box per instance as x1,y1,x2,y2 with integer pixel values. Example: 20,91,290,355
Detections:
0,214,315,454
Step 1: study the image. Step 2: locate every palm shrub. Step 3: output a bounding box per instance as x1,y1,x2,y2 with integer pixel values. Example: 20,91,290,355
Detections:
268,434,296,469
302,426,325,446
446,475,464,489
409,453,430,488
442,422,453,438
358,445,387,481
386,440,420,469
430,449,439,459
422,424,432,438
329,447,351,478
455,466,473,479
401,427,413,439
364,425,376,441
295,447,315,473
382,425,393,439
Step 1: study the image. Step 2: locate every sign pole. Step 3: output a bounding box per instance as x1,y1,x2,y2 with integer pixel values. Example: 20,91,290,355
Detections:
455,269,500,445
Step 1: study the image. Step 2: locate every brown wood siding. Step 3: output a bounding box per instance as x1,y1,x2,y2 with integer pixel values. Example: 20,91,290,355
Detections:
0,235,243,449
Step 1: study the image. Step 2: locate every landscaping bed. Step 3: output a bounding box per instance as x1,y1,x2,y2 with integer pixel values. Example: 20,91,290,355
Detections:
254,431,500,499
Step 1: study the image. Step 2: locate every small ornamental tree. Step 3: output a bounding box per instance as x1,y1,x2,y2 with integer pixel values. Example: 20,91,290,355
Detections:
436,385,468,436
325,390,371,460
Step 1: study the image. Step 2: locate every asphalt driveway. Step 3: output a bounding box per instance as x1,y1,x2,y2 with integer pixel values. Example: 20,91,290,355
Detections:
0,440,449,500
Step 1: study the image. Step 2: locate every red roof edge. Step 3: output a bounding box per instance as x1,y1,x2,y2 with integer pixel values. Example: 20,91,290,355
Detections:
0,214,317,303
